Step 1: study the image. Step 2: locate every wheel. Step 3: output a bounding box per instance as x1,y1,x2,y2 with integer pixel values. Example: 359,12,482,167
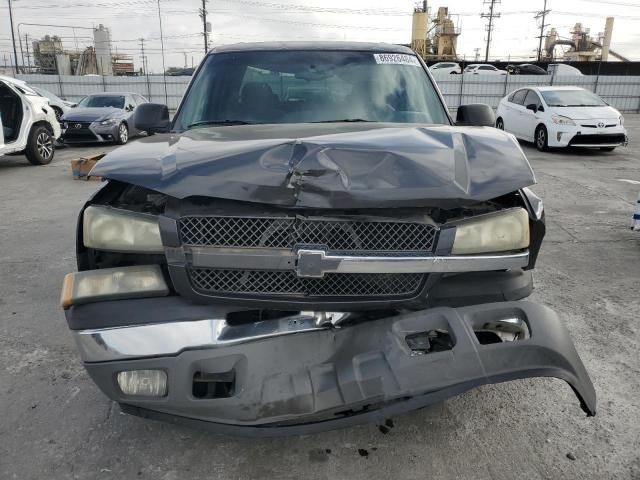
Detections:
535,125,548,151
115,122,129,145
52,106,63,122
25,125,54,165
496,117,504,130
450,71,458,74
600,147,616,152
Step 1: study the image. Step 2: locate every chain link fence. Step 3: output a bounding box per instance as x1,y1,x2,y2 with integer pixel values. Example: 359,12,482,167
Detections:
433,73,640,113
16,72,640,114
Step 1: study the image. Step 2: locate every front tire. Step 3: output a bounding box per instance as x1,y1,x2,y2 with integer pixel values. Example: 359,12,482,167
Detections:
496,117,504,130
25,125,54,165
535,125,548,151
116,122,129,145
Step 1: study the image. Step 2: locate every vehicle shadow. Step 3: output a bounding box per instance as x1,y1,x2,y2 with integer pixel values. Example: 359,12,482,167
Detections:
518,141,620,157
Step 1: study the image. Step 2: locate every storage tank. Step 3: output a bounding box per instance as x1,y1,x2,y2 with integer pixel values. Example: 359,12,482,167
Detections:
411,9,429,57
93,24,113,75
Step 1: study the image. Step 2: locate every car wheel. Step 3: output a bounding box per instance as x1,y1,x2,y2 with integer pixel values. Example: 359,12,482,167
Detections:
25,125,54,165
496,118,504,130
535,125,548,151
52,106,63,122
450,71,458,74
600,147,616,152
116,122,129,145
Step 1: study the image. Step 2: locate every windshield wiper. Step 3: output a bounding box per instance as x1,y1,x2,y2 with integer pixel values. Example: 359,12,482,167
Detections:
565,104,602,107
187,120,257,129
312,118,373,123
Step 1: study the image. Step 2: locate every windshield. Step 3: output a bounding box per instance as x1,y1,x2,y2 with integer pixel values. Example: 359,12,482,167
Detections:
541,89,606,107
173,50,449,130
78,95,124,108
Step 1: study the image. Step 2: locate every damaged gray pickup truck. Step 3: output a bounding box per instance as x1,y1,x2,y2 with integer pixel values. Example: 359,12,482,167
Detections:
60,42,595,436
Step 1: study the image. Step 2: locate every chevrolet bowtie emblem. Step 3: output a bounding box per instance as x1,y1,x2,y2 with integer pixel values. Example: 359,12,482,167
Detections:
295,249,341,278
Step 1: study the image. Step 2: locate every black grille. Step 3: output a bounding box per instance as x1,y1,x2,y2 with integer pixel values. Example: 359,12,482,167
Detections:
569,133,626,145
179,216,437,253
189,268,424,298
63,122,97,141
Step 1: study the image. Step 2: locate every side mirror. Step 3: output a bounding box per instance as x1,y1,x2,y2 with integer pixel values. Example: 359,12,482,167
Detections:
126,104,135,112
133,103,170,133
526,103,537,113
456,103,495,127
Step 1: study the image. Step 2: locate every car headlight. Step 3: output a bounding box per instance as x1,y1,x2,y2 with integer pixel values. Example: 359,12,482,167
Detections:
619,115,624,126
99,118,118,126
62,122,68,129
551,115,575,126
451,208,530,255
83,205,163,253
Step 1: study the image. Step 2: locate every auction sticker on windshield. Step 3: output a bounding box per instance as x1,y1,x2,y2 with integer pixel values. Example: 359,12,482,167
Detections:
373,53,421,67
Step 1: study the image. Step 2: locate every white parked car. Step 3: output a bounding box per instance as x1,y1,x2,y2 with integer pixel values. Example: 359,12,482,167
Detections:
464,64,507,75
429,62,461,74
32,86,73,121
0,76,61,164
496,86,627,151
547,64,583,76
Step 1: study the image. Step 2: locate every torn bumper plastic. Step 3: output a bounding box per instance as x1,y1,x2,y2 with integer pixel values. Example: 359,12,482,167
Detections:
74,301,596,436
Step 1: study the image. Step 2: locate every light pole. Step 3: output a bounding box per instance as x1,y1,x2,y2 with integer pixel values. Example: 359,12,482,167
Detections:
7,0,20,74
157,0,168,104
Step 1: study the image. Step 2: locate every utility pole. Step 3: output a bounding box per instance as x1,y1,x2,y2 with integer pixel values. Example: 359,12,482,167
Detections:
535,0,550,62
199,0,209,54
24,34,31,73
7,0,20,74
156,0,168,103
139,38,146,74
480,0,501,62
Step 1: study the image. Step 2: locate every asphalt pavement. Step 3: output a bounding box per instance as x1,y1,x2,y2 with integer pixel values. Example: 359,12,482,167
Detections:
0,120,639,480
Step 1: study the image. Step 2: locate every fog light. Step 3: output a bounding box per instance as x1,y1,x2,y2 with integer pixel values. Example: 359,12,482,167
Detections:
117,370,167,397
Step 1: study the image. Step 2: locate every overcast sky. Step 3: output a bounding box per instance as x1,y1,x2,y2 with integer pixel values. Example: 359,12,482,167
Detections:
2,0,639,72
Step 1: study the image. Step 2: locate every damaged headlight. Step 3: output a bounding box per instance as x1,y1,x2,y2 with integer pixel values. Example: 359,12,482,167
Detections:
83,205,163,253
451,208,530,255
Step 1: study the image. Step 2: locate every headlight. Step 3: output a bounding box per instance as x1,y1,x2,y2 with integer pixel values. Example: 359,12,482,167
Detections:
83,205,163,253
551,115,575,126
62,122,68,129
619,115,624,126
99,118,118,126
451,208,530,255
60,265,169,307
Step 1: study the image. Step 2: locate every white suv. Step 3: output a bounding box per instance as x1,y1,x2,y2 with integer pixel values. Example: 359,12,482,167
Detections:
0,76,61,165
429,62,461,75
464,64,508,75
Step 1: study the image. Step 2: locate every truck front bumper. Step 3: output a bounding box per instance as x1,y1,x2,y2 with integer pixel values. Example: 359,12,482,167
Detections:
67,300,596,436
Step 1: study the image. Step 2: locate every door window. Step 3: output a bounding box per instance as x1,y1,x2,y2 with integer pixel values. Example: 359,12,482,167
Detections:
523,90,542,110
510,89,527,105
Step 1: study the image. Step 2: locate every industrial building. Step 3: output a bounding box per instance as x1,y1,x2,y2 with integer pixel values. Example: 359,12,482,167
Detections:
411,2,460,60
543,17,628,62
30,24,135,76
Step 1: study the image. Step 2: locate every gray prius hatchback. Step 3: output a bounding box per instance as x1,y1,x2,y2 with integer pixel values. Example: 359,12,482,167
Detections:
60,42,595,436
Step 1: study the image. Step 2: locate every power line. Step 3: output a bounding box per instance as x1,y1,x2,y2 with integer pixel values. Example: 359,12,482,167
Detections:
535,0,551,61
481,0,501,62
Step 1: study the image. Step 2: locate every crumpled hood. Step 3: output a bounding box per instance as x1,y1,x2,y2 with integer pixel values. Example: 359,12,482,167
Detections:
549,105,620,120
92,123,536,209
62,107,122,122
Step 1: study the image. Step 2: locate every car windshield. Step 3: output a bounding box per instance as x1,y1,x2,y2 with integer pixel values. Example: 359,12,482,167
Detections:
541,89,606,107
173,50,449,130
78,95,124,108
